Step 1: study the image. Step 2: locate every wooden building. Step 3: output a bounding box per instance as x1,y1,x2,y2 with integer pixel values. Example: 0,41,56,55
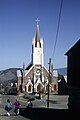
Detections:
65,39,80,109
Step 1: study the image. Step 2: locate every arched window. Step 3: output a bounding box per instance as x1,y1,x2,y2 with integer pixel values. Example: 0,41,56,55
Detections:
37,84,41,92
28,84,31,92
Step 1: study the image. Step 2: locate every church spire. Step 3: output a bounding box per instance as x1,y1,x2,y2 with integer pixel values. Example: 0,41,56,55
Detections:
35,18,41,47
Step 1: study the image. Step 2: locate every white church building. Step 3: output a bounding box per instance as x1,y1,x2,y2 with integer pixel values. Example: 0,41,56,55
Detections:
24,21,49,93
17,20,49,94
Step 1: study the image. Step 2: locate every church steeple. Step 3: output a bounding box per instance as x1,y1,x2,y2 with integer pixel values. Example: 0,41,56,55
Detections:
35,18,41,47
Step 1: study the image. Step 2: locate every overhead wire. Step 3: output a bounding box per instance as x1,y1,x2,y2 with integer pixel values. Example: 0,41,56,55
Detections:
51,0,63,60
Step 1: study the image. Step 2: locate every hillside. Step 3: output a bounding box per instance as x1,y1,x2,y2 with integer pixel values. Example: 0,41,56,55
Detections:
54,67,67,76
0,68,18,84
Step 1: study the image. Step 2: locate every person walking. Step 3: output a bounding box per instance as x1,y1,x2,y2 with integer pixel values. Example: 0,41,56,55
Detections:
14,99,21,115
5,99,12,116
27,99,33,108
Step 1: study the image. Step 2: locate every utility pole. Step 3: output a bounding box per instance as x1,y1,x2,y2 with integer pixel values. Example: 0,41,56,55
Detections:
47,58,51,107
22,63,25,92
33,73,34,93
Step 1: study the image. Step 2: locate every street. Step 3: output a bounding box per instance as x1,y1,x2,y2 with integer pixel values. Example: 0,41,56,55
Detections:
0,94,30,120
0,94,69,120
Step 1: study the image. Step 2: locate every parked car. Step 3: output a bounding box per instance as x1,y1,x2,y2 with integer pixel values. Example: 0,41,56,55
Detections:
23,92,30,99
29,93,36,101
35,92,41,99
23,92,36,101
44,91,48,95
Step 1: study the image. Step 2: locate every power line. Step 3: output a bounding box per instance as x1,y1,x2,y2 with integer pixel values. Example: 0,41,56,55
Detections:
51,0,63,60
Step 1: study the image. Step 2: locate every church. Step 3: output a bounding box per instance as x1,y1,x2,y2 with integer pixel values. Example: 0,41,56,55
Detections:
17,20,49,94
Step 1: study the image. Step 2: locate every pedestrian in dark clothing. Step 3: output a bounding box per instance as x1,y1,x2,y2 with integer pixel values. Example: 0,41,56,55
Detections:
5,99,12,116
27,99,33,108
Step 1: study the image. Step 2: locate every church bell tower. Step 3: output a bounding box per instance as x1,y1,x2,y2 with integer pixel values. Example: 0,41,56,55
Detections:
32,19,44,66
32,19,44,87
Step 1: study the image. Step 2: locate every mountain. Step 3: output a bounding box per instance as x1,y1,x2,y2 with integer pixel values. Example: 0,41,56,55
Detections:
0,68,18,84
54,67,67,76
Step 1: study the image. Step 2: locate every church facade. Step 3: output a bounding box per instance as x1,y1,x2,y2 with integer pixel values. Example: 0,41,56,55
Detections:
17,21,49,94
24,22,49,93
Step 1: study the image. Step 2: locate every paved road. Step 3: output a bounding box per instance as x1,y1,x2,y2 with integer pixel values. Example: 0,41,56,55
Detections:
48,94,69,109
31,93,69,109
0,94,30,120
0,93,69,120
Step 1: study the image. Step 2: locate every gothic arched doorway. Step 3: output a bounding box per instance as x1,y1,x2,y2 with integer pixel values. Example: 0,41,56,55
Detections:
28,84,31,92
37,84,41,92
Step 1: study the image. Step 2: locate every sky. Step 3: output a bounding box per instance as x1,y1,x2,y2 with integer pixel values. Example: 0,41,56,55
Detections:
0,0,80,71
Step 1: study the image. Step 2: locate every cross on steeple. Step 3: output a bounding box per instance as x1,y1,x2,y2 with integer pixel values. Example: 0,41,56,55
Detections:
35,18,40,26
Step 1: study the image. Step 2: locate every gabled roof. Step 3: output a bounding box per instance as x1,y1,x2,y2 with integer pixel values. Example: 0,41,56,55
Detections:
25,65,34,76
43,65,49,74
25,65,49,78
25,62,33,70
65,39,80,56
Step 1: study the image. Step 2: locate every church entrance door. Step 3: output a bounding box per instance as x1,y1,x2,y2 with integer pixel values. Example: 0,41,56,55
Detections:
37,84,41,92
28,84,31,92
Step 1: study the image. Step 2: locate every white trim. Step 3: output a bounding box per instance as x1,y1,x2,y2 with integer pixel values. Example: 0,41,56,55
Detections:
43,65,49,73
25,65,34,76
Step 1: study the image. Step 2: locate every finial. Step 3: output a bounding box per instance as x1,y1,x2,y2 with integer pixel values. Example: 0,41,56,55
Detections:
35,18,40,27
